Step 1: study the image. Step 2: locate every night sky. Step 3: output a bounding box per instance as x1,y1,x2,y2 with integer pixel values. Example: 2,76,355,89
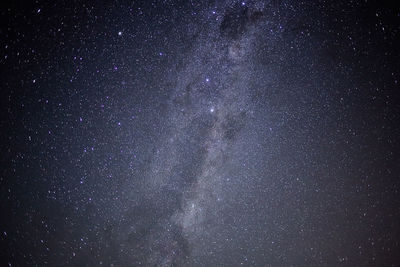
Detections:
1,0,400,266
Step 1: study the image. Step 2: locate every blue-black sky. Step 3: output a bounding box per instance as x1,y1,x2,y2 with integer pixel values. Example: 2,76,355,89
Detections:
1,0,400,266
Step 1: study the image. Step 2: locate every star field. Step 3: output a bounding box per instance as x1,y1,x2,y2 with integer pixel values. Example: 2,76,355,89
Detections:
1,0,400,266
